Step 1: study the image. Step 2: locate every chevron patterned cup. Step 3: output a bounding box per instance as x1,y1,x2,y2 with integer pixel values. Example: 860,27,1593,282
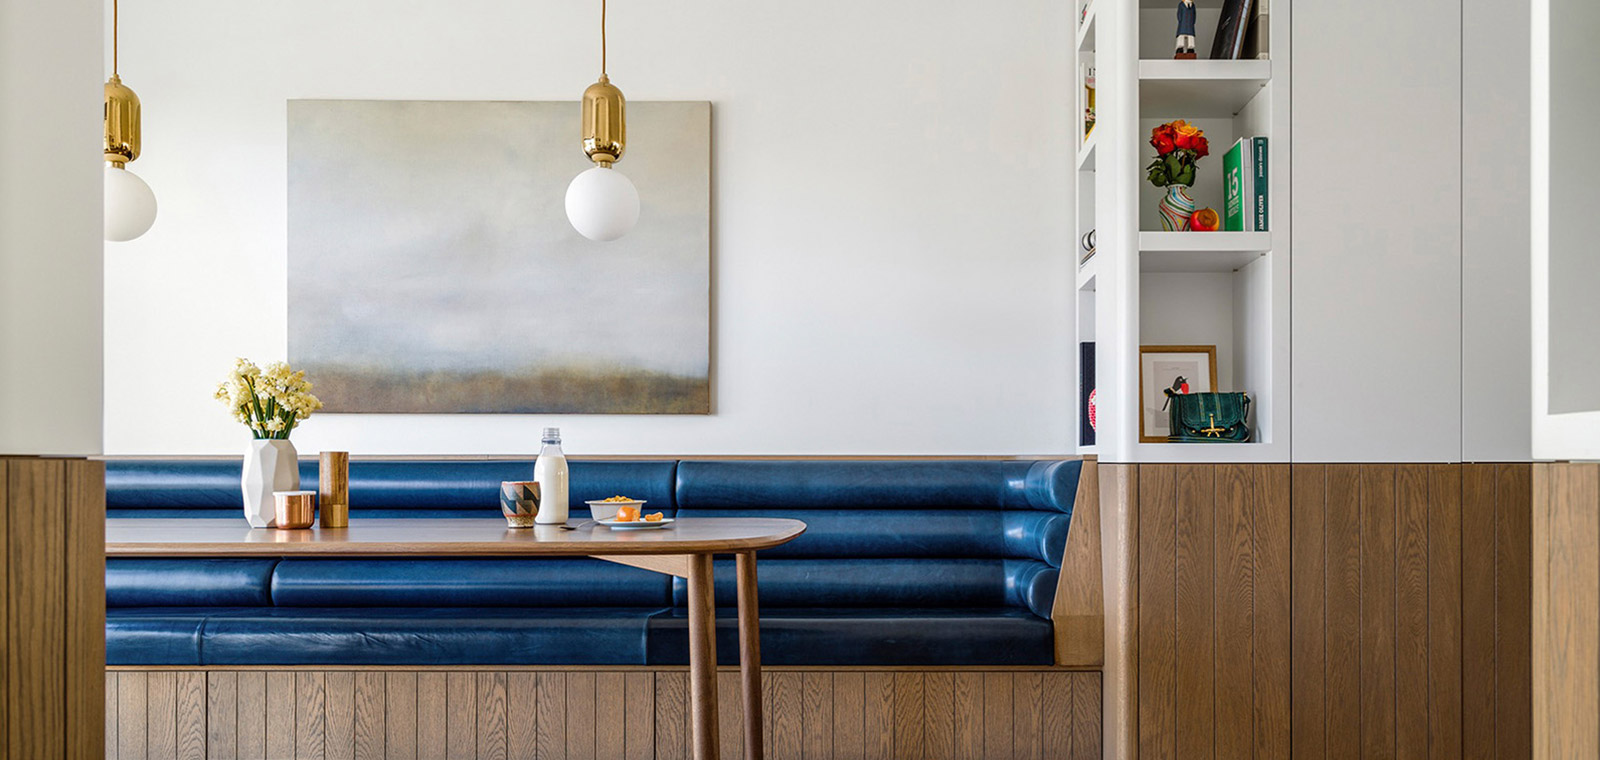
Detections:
499,481,541,528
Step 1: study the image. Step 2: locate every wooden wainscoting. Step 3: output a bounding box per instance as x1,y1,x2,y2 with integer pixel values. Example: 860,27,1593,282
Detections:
1532,463,1599,758
102,667,1102,760
1113,462,1532,760
1,457,106,760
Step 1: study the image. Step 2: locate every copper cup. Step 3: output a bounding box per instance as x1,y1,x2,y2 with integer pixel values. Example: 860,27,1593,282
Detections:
273,491,316,529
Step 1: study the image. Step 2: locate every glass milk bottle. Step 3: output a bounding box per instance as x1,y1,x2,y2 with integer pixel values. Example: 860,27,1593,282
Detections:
533,427,570,524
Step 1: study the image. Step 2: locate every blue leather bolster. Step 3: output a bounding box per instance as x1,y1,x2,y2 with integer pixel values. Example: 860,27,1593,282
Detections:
194,607,659,665
106,609,207,665
270,559,672,607
645,608,1054,666
674,460,1080,513
667,558,1058,619
107,559,278,607
106,459,678,512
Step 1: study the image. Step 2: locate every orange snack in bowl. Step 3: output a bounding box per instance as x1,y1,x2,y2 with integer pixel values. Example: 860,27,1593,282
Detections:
615,505,641,522
644,512,664,522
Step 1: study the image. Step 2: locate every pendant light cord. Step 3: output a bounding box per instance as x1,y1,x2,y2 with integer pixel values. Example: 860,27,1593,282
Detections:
112,0,119,76
601,0,607,77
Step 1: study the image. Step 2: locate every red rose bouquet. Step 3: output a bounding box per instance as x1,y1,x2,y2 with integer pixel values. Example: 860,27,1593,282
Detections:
1146,119,1209,187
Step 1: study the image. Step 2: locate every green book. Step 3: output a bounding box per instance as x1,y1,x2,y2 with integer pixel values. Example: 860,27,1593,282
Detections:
1223,138,1250,231
1251,136,1269,232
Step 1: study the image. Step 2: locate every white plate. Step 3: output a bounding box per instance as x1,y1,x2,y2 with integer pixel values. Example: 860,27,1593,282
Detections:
597,517,675,530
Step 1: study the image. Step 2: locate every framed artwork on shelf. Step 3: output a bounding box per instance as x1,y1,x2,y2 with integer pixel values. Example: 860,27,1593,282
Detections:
1139,344,1218,442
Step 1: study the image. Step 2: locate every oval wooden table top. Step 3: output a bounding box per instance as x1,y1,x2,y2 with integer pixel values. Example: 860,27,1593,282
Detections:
105,517,807,557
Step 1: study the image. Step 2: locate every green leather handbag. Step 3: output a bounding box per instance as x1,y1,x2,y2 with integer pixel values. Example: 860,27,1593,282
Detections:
1163,390,1252,443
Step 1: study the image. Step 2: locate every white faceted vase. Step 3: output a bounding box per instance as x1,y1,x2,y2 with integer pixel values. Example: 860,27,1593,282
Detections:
242,439,299,528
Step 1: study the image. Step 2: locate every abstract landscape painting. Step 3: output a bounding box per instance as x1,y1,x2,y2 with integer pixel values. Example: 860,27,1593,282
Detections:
287,99,710,413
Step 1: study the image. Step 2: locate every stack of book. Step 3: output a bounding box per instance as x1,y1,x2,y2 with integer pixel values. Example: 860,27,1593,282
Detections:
1223,137,1269,232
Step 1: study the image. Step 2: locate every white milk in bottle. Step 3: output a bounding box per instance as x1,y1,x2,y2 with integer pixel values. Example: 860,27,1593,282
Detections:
533,427,569,523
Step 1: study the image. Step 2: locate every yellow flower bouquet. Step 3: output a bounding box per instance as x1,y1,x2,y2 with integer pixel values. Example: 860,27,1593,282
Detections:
215,358,323,440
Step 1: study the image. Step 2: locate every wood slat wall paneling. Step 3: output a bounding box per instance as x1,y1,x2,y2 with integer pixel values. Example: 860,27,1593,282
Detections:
1290,465,1326,759
1098,464,1139,760
1534,463,1600,759
1464,464,1499,755
1136,465,1176,760
1494,464,1534,759
1428,465,1464,760
108,669,1103,760
1251,466,1292,758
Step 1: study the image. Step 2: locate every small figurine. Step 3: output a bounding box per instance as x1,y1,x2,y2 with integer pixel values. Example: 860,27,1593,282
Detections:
1175,0,1197,59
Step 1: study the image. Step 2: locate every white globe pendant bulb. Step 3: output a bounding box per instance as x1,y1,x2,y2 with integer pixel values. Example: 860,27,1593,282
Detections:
104,164,157,242
565,165,639,242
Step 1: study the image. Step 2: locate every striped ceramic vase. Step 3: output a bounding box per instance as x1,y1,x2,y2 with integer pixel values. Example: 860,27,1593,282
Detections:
1157,184,1196,231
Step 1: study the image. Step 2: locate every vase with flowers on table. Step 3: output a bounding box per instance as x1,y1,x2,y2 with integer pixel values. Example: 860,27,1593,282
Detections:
215,358,324,527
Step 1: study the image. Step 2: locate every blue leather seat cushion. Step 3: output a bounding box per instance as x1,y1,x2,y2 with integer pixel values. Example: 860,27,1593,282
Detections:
667,559,1058,619
646,608,1054,666
672,509,1071,567
107,559,278,607
106,459,678,513
271,558,673,607
107,607,661,666
674,460,1079,513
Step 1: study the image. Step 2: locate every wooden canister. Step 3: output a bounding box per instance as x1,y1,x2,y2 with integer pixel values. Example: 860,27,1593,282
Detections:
319,451,350,528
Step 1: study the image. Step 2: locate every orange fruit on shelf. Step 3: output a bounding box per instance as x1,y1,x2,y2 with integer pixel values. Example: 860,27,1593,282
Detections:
1191,208,1221,231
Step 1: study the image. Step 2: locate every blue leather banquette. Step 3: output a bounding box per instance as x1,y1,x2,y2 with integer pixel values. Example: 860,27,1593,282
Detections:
105,458,1084,667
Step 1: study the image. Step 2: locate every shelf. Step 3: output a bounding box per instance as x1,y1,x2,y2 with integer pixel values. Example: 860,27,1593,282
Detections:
1140,0,1225,7
1131,441,1282,463
1077,1,1097,52
1138,59,1270,117
1076,256,1099,291
1138,231,1268,272
1077,134,1097,171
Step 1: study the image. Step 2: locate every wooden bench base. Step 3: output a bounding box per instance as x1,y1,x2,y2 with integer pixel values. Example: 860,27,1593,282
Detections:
104,666,1102,760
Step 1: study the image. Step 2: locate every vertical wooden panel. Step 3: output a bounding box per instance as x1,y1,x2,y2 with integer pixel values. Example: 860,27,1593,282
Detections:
862,672,895,760
1544,464,1598,758
0,461,8,760
1532,465,1550,760
175,672,208,760
1212,465,1253,759
716,672,742,760
1011,672,1042,760
593,673,623,760
1137,464,1177,760
539,672,569,760
445,672,477,760
65,460,105,760
1496,464,1534,760
1252,465,1292,758
923,672,954,760
478,672,509,760
768,671,802,760
1360,465,1398,759
107,672,120,760
414,672,446,759
892,673,924,760
297,671,327,759
1291,465,1328,759
982,673,1013,760
4,460,65,760
833,672,866,760
802,672,834,760
1174,465,1215,759
623,671,655,760
352,672,385,760
385,672,417,760
1324,465,1363,760
148,672,177,759
119,671,148,760
236,672,266,760
1071,673,1102,760
1429,465,1464,760
505,673,537,760
207,672,238,760
324,672,355,760
563,671,595,760
1395,465,1431,759
1040,672,1072,760
951,673,983,760
652,672,683,760
265,672,296,760
1463,463,1498,757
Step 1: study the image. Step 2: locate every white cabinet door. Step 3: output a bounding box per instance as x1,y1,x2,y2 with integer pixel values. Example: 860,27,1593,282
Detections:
1292,0,1462,462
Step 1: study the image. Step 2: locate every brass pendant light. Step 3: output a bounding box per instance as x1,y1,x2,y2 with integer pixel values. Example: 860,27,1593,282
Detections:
104,0,157,242
565,0,640,242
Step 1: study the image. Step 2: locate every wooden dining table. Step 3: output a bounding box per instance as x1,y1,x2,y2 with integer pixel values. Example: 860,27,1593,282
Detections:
106,517,807,760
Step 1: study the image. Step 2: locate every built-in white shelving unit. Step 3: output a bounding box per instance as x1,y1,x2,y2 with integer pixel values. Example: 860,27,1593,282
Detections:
1075,0,1290,463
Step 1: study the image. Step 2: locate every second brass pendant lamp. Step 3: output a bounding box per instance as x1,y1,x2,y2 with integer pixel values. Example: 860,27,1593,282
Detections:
564,0,640,242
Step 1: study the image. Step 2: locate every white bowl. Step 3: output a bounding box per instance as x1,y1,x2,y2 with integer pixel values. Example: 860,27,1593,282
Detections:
586,499,645,522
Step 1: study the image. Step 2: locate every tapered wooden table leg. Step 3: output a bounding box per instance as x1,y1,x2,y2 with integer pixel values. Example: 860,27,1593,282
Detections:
687,552,720,760
736,551,764,760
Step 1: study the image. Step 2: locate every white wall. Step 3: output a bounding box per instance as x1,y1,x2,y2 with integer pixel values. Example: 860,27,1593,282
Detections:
0,0,104,456
104,0,1076,456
